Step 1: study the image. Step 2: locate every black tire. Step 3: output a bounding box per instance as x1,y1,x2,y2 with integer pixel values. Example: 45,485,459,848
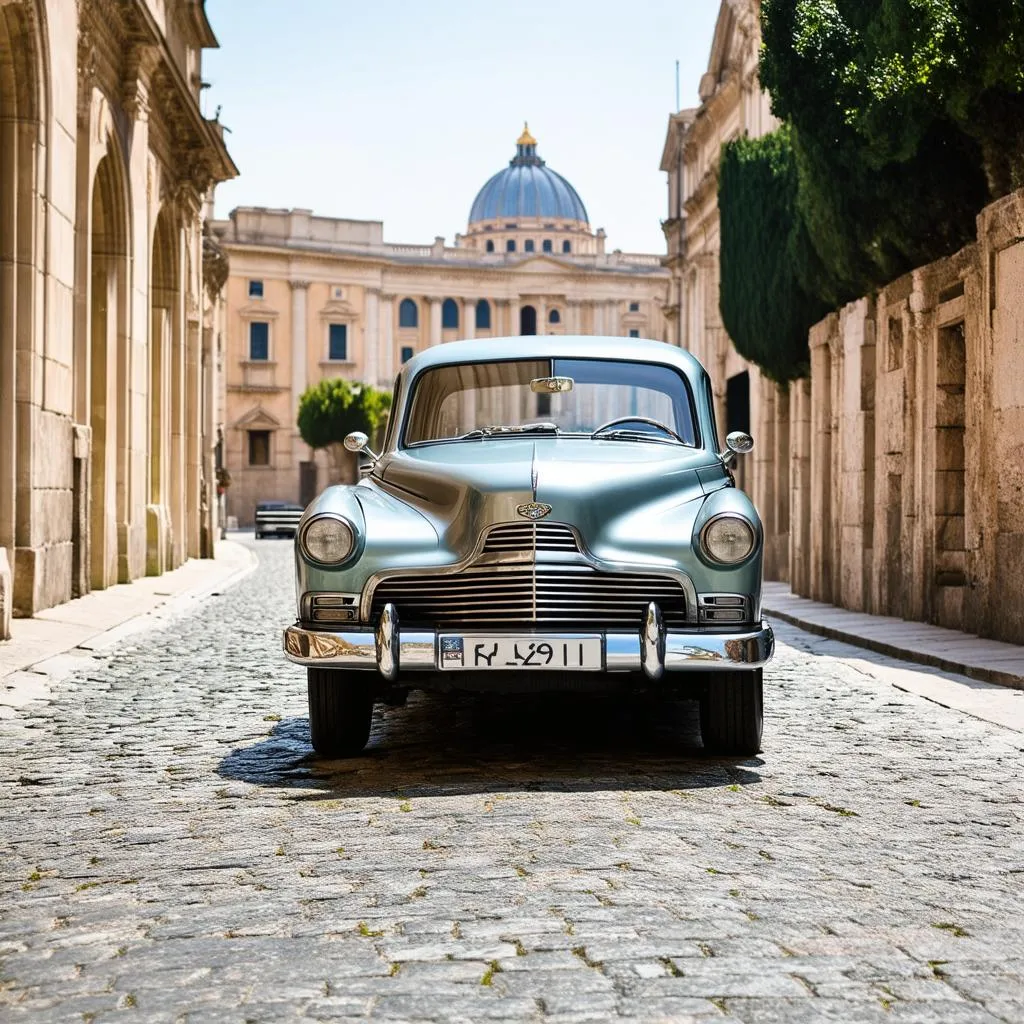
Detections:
699,669,763,756
307,668,374,757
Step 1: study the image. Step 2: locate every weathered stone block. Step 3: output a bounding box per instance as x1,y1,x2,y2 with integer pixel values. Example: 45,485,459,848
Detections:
935,427,965,472
934,470,966,516
935,386,965,428
935,514,965,553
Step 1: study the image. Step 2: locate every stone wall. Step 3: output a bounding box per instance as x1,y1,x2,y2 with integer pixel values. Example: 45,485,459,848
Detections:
0,0,235,638
780,189,1024,644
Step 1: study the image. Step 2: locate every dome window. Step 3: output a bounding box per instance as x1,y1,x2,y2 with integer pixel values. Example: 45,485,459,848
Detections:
476,300,491,330
542,240,553,253
442,299,459,329
506,240,516,253
485,240,495,253
525,240,535,253
562,241,571,254
399,298,419,328
548,309,561,324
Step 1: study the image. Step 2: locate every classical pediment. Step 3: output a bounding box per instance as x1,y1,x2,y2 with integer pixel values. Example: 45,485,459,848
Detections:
238,301,281,320
233,404,282,431
515,256,576,274
702,0,757,100
319,298,355,318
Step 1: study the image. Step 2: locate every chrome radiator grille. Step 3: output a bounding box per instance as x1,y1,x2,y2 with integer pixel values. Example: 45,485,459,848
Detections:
483,522,580,553
370,565,687,629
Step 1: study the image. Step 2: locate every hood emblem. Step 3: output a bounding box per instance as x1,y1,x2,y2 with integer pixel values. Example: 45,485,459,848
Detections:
516,501,552,521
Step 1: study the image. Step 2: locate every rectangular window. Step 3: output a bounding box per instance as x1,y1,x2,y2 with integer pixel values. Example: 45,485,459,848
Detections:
249,321,269,360
248,280,264,298
629,329,640,338
248,430,270,466
328,323,348,361
629,302,640,312
401,345,415,364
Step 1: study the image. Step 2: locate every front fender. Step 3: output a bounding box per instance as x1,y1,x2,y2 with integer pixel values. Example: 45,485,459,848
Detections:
294,481,441,611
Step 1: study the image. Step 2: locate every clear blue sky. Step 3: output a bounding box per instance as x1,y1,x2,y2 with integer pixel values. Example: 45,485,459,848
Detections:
204,0,722,254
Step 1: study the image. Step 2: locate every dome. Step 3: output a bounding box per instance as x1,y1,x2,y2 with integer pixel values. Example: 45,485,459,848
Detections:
468,125,589,227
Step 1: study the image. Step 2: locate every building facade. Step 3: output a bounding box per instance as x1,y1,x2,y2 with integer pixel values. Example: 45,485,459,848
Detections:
660,0,789,576
215,128,670,527
0,0,236,638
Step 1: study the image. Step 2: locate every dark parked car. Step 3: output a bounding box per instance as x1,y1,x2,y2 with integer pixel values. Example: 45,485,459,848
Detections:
254,501,304,539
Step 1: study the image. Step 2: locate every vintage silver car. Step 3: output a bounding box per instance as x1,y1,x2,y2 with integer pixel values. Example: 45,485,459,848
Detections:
283,337,773,757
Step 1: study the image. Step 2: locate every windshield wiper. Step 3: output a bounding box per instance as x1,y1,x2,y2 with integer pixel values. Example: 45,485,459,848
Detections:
592,429,683,445
460,423,559,440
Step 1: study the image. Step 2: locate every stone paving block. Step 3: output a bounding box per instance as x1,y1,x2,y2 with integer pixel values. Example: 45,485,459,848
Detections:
2,542,1024,1022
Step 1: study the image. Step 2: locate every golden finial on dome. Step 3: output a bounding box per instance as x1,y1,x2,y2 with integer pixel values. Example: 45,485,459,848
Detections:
517,122,537,146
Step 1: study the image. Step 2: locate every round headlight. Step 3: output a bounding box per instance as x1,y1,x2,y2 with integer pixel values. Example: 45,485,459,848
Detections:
701,514,755,565
301,515,355,565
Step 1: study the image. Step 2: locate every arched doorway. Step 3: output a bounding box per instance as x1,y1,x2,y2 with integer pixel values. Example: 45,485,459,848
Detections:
148,206,179,575
0,3,44,614
520,304,537,336
88,153,129,590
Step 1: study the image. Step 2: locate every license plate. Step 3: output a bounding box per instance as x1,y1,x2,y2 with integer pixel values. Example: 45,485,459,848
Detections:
438,635,603,671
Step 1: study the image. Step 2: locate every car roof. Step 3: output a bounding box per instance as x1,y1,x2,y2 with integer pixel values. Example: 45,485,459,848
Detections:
401,335,709,381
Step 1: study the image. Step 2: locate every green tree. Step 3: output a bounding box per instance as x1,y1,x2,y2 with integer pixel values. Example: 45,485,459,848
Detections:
760,0,1009,300
718,128,832,382
297,378,392,483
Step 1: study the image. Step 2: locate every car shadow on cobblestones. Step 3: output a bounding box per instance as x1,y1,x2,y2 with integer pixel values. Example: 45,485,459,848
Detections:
218,690,763,796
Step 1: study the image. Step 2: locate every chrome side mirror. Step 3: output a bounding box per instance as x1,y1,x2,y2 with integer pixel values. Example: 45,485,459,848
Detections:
722,431,753,465
343,430,379,463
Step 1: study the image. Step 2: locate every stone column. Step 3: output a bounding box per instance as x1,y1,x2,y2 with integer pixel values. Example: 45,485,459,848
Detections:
429,298,442,346
290,280,309,411
380,295,395,383
538,298,548,335
290,280,310,469
463,299,476,340
607,299,620,337
364,288,380,385
593,302,605,336
567,300,580,335
509,297,520,336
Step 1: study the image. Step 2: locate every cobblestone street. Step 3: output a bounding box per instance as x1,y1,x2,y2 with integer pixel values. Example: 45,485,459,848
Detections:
2,539,1023,1024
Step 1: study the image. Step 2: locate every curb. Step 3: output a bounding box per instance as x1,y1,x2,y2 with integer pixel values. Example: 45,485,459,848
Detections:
0,542,258,716
764,604,1024,691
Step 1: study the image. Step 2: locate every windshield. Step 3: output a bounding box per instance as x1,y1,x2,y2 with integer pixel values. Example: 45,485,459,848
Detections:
403,358,698,447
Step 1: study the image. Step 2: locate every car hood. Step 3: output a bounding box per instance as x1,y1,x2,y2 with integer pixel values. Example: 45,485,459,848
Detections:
373,438,723,562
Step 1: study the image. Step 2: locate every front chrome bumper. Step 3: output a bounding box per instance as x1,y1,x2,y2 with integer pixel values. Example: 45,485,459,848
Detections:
282,602,774,678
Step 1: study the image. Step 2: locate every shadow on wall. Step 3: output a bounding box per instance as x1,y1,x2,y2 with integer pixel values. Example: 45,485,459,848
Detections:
217,689,763,797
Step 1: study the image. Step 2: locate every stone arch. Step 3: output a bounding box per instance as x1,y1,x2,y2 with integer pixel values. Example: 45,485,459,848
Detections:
0,1,47,615
87,145,131,590
147,202,180,574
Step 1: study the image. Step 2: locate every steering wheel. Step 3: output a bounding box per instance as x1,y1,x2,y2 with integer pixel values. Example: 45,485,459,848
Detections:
591,416,685,443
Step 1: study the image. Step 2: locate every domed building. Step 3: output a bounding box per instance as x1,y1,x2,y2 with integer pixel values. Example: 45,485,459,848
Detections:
462,126,598,257
215,126,671,523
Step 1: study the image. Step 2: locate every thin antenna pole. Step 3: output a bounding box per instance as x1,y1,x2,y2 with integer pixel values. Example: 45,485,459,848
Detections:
675,59,680,110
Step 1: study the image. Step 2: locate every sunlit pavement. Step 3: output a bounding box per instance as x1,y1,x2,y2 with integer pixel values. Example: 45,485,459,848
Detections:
2,537,1022,1023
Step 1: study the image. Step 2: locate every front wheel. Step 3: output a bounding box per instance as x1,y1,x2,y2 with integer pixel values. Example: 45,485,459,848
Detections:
307,668,374,757
699,669,763,756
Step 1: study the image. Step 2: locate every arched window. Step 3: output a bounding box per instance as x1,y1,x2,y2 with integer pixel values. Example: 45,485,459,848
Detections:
399,298,418,328
525,239,535,253
562,240,571,254
542,240,552,253
485,240,494,253
475,300,491,330
506,239,516,253
520,305,537,336
442,298,459,329
548,309,561,324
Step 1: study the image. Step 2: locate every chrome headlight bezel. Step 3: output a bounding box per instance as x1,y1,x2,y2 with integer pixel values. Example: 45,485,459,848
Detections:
299,513,357,567
699,513,757,566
